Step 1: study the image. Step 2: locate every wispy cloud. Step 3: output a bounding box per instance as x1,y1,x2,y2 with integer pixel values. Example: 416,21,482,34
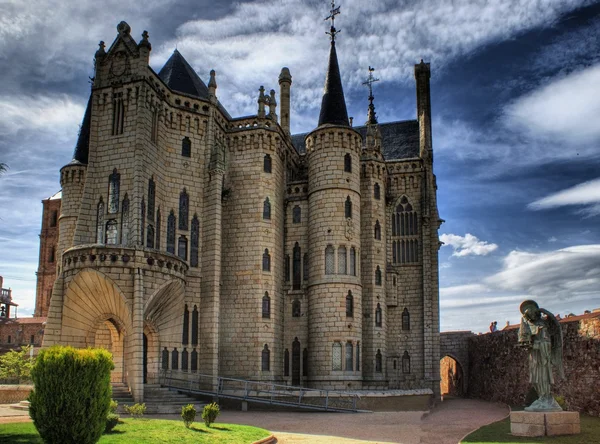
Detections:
528,178,600,217
440,233,498,257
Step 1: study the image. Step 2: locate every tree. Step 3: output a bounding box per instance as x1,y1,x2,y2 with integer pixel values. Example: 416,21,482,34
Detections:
0,346,35,383
0,163,7,175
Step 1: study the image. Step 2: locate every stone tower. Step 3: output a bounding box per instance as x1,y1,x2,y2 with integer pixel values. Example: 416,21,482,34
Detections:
35,191,61,317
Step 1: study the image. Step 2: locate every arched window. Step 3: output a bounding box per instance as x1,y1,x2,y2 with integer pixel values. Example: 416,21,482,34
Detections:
402,308,410,331
162,347,169,370
264,154,272,173
262,249,271,271
338,246,347,274
285,255,290,281
179,189,189,230
146,224,155,248
344,153,352,172
375,266,382,286
376,349,382,372
121,195,130,245
178,236,188,260
147,178,155,221
402,351,411,374
112,92,125,135
50,210,58,227
292,205,301,223
345,196,352,218
105,220,118,245
325,245,335,274
356,342,360,371
293,243,301,289
346,291,353,317
263,197,271,220
172,348,179,370
192,305,199,346
332,342,342,371
262,292,271,318
375,303,382,327
374,220,381,240
349,247,356,276
345,342,353,371
182,137,191,157
374,183,381,200
392,196,419,264
155,208,161,249
191,348,198,372
108,169,120,213
261,345,270,371
140,198,145,243
181,348,188,371
303,348,308,377
167,211,176,254
292,299,301,317
49,246,55,263
284,349,290,376
96,199,104,243
303,253,309,281
182,304,189,344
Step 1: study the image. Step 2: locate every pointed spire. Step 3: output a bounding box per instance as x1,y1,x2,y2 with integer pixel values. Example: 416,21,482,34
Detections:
71,93,93,165
362,66,380,125
158,50,210,99
257,85,266,118
318,1,349,127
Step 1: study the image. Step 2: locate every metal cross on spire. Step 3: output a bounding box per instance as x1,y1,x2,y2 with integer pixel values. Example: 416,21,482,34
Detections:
362,66,380,100
325,0,341,42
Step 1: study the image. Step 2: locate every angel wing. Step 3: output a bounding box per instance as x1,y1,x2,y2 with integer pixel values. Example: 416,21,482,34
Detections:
540,308,565,380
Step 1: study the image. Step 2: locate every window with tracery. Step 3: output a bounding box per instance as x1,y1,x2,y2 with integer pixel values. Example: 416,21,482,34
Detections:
391,196,419,264
179,189,189,230
167,211,176,254
105,220,118,245
293,243,301,289
338,246,347,274
108,169,120,213
345,342,353,371
349,247,356,276
190,215,199,267
112,92,124,135
261,345,270,371
332,342,342,371
325,245,335,274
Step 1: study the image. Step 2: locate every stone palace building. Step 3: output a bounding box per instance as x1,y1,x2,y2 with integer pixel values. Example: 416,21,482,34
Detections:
42,17,442,403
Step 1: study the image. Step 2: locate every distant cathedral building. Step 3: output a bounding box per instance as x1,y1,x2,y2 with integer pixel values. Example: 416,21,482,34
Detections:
42,14,442,403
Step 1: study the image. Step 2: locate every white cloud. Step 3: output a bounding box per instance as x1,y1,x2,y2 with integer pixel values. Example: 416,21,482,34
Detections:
440,233,498,257
528,178,600,217
548,236,558,242
504,64,600,145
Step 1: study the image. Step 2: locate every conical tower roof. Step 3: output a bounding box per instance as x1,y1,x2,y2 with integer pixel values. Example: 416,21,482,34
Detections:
318,42,349,127
158,49,209,99
70,92,92,165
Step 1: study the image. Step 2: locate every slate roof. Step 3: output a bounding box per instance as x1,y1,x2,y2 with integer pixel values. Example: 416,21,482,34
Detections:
291,119,421,160
318,42,349,127
70,92,92,165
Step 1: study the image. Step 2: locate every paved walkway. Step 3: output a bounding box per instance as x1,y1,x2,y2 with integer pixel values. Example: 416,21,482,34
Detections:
0,398,509,443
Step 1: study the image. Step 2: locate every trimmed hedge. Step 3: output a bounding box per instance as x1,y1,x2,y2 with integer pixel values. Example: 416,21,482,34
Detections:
29,346,114,444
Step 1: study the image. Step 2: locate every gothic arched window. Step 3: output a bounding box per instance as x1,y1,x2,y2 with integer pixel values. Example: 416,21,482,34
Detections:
375,303,382,327
332,342,342,371
376,349,382,372
96,199,104,243
374,220,381,240
263,197,271,220
147,178,155,221
262,292,271,318
105,220,118,245
374,182,381,200
346,291,353,317
338,246,347,274
190,215,199,267
167,211,176,254
293,205,301,223
356,341,360,371
292,299,301,317
171,348,179,370
293,243,301,289
162,347,169,370
264,154,272,173
284,349,290,376
285,254,290,281
262,249,271,272
261,345,270,371
325,245,335,274
140,198,145,243
179,189,189,230
303,253,309,281
345,342,353,371
402,308,410,331
146,224,155,248
191,348,198,372
181,348,188,371
120,195,130,245
182,304,189,344
344,153,352,172
345,196,352,219
192,305,198,346
155,208,161,249
392,196,419,264
182,137,191,157
108,169,120,214
402,351,411,374
178,235,188,261
375,266,382,286
349,247,356,276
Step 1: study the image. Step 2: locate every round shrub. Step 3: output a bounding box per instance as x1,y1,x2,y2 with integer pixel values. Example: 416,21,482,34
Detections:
29,346,114,444
181,404,196,428
104,413,120,433
202,402,220,427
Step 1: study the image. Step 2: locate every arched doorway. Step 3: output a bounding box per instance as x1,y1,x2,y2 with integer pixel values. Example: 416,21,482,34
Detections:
440,355,464,398
93,318,125,383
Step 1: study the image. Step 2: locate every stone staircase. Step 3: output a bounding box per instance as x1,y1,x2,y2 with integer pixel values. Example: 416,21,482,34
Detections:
111,382,205,415
9,400,30,412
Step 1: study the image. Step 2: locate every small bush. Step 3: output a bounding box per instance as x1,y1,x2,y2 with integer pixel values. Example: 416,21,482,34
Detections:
554,395,567,410
104,413,120,433
124,403,146,418
181,404,196,428
28,346,113,444
109,399,118,413
202,402,220,427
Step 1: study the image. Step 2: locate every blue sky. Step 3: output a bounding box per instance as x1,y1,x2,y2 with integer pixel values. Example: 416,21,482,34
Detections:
0,0,599,333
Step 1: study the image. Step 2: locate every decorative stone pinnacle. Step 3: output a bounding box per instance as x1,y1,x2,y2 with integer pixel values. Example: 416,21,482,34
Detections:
117,21,131,35
279,67,292,84
95,41,106,58
258,86,266,102
208,70,217,89
362,66,379,124
138,30,151,50
258,86,266,118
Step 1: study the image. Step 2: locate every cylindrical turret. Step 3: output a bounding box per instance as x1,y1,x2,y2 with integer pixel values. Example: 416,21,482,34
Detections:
278,68,292,135
306,125,363,389
57,162,86,271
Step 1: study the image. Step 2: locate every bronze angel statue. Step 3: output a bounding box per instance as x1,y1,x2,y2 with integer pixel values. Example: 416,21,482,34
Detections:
517,300,565,411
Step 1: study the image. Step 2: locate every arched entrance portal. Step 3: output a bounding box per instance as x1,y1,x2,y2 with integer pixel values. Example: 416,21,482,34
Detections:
440,355,464,398
93,318,125,383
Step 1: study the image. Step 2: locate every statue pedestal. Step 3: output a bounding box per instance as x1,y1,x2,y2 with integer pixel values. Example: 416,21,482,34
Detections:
510,411,580,437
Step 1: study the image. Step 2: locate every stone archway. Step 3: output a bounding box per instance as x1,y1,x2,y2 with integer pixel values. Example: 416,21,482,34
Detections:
143,322,160,384
92,317,126,383
440,355,465,398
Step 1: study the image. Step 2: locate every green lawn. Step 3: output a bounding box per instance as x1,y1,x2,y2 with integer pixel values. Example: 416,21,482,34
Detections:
462,415,600,444
0,418,271,444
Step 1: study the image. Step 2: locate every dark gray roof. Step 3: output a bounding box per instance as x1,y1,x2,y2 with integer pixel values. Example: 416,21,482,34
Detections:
318,42,349,127
291,120,420,160
158,50,210,99
71,92,92,165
